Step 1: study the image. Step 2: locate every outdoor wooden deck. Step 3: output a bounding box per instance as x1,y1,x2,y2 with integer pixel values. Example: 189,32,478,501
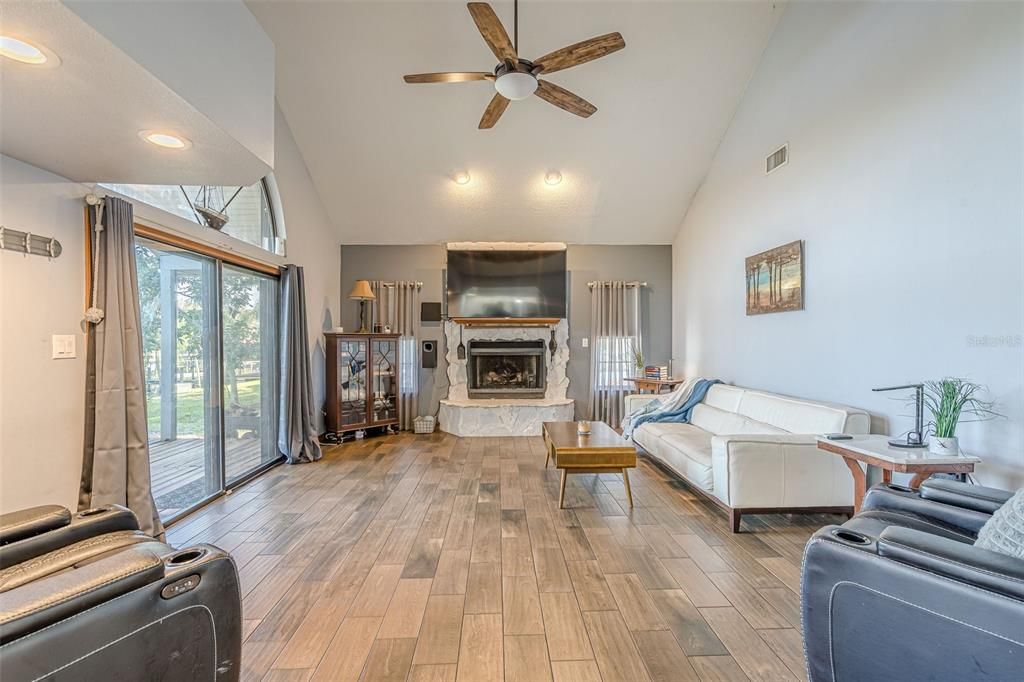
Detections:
149,437,268,517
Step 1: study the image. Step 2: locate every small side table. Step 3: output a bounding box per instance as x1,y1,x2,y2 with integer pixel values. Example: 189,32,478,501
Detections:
625,377,685,394
816,434,980,512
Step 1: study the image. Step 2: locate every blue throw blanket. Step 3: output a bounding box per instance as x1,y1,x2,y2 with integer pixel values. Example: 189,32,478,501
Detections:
622,378,722,439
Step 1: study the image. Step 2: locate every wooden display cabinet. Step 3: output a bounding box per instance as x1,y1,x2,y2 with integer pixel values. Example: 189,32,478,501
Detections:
324,333,401,441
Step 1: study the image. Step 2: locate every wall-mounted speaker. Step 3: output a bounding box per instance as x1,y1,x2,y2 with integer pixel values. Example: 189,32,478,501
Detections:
422,340,437,368
421,302,442,322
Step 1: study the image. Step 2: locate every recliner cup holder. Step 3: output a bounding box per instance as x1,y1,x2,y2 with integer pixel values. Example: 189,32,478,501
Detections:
166,548,206,566
884,483,915,493
831,529,872,546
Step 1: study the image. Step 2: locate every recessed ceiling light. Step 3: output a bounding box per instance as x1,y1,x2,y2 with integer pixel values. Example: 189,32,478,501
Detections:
454,171,471,185
544,171,563,186
140,130,192,150
0,36,53,66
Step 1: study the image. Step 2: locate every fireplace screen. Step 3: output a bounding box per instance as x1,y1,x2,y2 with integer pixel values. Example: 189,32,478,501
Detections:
467,340,546,398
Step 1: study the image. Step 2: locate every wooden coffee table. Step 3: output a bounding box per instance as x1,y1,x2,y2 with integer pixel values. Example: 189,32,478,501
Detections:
543,421,637,509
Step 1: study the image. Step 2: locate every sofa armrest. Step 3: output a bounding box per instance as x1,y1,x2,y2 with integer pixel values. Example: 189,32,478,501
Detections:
0,505,141,570
802,525,1024,682
711,434,853,508
862,484,991,536
878,526,1024,600
0,543,165,644
920,478,1012,514
623,393,660,417
0,506,71,546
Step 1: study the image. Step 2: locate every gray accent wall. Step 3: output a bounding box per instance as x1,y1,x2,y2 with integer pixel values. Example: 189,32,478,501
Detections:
340,244,672,420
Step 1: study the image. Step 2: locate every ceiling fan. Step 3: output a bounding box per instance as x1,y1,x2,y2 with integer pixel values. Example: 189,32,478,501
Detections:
403,1,625,129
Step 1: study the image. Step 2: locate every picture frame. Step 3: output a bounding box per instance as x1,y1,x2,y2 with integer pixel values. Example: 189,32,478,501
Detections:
745,240,803,315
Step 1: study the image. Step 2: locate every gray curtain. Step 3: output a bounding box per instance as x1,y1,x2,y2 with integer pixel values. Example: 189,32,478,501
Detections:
278,265,322,464
80,197,163,537
371,281,420,430
588,281,642,425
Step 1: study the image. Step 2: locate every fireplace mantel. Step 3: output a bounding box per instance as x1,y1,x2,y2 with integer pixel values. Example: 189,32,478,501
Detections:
448,317,560,327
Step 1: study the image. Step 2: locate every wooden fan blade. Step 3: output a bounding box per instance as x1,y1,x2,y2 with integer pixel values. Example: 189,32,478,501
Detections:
479,92,510,129
533,32,625,74
535,80,597,118
468,3,517,61
404,72,495,83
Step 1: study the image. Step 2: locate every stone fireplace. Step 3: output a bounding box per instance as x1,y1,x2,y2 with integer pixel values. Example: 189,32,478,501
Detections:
467,340,546,399
439,320,574,436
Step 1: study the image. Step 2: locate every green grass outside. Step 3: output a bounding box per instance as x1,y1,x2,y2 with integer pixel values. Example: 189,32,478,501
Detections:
146,377,262,437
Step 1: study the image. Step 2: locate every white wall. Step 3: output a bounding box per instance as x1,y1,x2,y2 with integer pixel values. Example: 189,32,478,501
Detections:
0,156,90,512
0,106,339,513
273,106,340,432
672,1,1024,488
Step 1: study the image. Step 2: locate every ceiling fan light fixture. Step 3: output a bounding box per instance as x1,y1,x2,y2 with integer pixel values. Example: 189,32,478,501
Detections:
494,72,537,101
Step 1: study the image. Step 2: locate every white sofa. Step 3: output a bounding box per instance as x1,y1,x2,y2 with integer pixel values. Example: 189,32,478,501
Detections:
626,384,870,532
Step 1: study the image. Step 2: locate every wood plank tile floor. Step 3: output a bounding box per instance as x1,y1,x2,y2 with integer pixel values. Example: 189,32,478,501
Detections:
167,433,842,682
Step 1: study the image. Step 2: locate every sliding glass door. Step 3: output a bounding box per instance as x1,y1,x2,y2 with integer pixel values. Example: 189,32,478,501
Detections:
136,238,279,521
223,266,279,483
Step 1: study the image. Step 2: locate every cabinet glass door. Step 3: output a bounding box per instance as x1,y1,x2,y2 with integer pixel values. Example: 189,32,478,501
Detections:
339,338,369,427
370,338,398,424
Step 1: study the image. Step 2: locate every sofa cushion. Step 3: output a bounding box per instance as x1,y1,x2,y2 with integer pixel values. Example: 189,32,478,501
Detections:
658,425,715,491
703,384,745,413
634,422,682,440
689,403,785,436
633,423,715,491
736,390,868,434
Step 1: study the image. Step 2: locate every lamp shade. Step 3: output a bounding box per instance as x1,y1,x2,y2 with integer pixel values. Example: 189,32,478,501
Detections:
348,279,376,301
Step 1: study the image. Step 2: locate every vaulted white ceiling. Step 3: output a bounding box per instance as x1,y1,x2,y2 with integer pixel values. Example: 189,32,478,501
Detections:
247,1,783,244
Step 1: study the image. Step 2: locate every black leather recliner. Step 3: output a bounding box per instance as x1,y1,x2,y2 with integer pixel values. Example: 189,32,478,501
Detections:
802,479,1023,682
0,504,242,681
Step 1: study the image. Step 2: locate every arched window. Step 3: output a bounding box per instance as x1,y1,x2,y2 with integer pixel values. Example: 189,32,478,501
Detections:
103,179,281,254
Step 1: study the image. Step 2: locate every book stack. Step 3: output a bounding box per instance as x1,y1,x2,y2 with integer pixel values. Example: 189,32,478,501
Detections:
644,365,669,380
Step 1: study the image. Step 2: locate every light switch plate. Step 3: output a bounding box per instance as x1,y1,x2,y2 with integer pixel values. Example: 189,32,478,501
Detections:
581,337,589,348
52,334,76,359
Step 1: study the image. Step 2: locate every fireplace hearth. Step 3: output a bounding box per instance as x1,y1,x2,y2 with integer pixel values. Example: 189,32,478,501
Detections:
467,340,546,398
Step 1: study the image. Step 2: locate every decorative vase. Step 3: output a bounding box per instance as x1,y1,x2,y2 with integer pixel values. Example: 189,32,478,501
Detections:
929,435,960,456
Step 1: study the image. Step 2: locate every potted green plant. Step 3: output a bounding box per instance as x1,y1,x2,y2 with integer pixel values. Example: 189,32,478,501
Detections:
631,342,644,377
923,378,1000,455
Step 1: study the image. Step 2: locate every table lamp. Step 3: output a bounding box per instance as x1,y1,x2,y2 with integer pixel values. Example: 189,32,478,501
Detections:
349,279,376,333
872,383,928,448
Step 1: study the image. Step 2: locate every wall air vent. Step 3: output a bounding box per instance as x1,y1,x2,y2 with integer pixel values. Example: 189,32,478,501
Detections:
766,143,788,174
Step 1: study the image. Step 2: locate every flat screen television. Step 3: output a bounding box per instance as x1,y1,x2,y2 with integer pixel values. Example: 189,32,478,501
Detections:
447,249,567,319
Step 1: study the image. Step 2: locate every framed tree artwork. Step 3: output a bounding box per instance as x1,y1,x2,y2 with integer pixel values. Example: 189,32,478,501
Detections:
746,240,803,315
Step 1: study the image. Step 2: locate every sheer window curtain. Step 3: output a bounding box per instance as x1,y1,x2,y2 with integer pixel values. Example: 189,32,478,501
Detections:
588,281,641,426
371,281,420,430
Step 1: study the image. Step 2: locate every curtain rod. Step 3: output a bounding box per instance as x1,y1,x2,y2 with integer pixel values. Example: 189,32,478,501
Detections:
378,281,423,288
587,281,647,288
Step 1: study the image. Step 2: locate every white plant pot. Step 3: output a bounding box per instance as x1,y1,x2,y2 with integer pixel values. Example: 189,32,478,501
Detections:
929,435,960,456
